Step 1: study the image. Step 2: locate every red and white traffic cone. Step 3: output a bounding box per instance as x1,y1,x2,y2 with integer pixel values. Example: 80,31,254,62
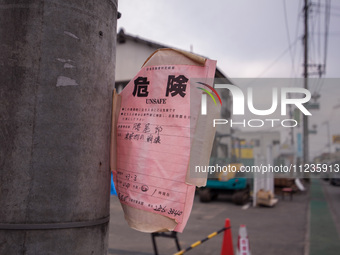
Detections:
236,225,251,255
221,218,234,255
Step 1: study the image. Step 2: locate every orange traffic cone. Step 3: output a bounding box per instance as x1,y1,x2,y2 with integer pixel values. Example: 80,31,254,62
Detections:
236,225,251,255
221,218,234,255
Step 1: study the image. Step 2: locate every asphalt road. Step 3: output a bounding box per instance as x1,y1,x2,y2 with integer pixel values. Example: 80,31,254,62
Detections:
108,187,309,255
308,179,340,255
322,179,340,239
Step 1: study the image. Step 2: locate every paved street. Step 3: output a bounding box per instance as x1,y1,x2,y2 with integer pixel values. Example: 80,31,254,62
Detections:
108,179,340,255
322,179,340,239
308,179,340,255
108,185,310,255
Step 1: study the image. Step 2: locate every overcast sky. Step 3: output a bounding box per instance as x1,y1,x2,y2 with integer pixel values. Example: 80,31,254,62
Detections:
117,0,340,160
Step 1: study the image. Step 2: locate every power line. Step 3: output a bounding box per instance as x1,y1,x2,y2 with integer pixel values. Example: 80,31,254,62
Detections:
323,0,331,76
291,0,303,78
303,0,309,164
314,0,331,95
310,31,340,35
255,37,300,78
314,4,340,17
283,0,296,76
308,0,331,96
313,1,340,11
318,0,322,63
302,0,331,98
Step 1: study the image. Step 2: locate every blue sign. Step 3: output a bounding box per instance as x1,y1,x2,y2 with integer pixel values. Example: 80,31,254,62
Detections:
297,133,303,158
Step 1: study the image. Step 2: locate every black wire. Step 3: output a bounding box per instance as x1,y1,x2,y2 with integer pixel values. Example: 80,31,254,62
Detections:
317,0,322,64
314,1,340,11
313,0,331,95
309,5,317,65
323,0,331,76
292,0,303,78
254,37,300,78
283,0,296,76
314,0,331,95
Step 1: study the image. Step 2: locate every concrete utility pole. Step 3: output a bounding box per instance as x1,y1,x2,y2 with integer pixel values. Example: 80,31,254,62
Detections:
303,0,309,165
0,1,118,254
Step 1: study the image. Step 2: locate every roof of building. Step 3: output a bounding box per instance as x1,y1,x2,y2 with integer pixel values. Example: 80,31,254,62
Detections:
117,28,231,81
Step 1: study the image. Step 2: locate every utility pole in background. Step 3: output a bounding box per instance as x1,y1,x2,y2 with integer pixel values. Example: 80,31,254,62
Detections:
0,1,118,254
303,0,309,165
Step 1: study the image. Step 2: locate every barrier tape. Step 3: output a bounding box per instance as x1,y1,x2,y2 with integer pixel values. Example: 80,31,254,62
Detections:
173,226,230,255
